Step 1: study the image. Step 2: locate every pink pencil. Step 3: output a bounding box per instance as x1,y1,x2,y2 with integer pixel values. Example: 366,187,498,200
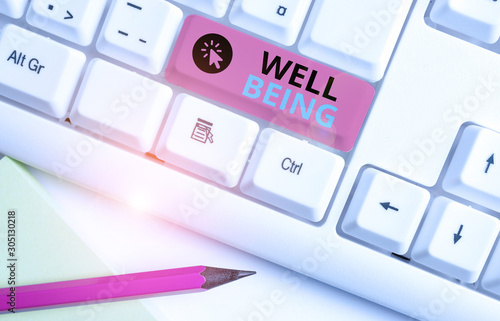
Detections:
0,265,255,312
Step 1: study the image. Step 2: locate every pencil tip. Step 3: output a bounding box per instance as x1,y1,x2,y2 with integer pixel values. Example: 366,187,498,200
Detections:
201,267,256,290
237,270,256,279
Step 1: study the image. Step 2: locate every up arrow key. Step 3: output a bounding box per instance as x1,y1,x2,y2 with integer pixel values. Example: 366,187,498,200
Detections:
485,154,494,173
442,126,500,213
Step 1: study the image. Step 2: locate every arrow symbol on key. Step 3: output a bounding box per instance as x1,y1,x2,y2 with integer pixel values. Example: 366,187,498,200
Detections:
209,49,223,69
485,154,494,173
380,202,399,212
454,225,464,244
64,10,73,20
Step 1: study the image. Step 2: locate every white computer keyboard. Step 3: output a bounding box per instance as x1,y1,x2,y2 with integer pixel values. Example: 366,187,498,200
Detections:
1,1,500,320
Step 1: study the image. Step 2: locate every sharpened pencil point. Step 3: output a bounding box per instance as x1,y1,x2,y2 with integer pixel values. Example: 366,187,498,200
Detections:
237,270,257,279
201,267,256,290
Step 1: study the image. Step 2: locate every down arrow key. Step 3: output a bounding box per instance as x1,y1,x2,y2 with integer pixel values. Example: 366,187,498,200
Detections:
454,224,464,244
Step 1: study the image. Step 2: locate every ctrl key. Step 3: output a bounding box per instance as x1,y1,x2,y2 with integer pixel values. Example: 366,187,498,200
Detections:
240,128,344,222
0,24,85,118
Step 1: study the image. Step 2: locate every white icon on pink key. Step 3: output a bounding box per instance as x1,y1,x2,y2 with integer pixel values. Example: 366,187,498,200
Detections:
192,33,232,74
201,40,223,69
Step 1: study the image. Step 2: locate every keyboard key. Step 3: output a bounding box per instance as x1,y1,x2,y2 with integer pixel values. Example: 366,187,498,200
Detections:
412,197,500,283
0,0,29,18
298,0,412,82
96,0,182,74
430,0,500,44
342,168,430,254
26,0,107,46
165,15,374,152
443,125,500,212
171,0,230,18
155,94,259,188
229,0,312,46
0,24,85,118
240,128,344,222
482,242,500,296
71,59,173,152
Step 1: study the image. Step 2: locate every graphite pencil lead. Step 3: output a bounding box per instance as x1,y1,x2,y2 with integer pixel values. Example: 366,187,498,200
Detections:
237,270,257,279
200,266,256,290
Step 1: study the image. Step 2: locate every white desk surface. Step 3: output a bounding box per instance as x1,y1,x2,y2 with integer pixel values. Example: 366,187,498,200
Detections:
20,160,410,321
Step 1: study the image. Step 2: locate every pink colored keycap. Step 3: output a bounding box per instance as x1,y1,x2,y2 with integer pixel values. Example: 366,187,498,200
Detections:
165,15,375,152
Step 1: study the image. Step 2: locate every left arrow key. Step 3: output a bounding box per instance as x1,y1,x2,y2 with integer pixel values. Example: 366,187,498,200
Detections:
380,202,399,212
342,168,430,254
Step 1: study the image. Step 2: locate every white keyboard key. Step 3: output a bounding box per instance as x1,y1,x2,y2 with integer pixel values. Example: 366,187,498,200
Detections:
0,24,85,118
240,128,344,222
229,0,312,46
155,94,259,188
298,0,412,82
0,0,29,18
342,168,430,254
430,0,500,44
71,59,173,152
443,125,500,212
96,0,182,74
172,0,229,18
412,197,500,283
482,242,500,296
26,0,107,46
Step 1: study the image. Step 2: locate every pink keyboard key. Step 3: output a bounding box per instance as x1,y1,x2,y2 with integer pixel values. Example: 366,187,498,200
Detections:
165,15,375,152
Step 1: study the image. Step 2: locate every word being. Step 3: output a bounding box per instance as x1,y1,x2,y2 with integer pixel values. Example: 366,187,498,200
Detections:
6,50,45,74
242,51,338,128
